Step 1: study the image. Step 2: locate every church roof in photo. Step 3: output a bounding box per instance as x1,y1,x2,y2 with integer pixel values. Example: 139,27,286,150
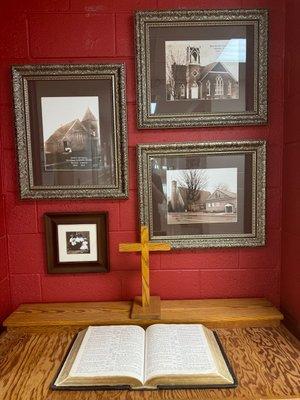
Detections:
45,119,80,144
198,62,219,81
172,61,237,83
206,188,237,201
177,186,211,204
198,62,237,83
45,108,98,144
82,107,97,122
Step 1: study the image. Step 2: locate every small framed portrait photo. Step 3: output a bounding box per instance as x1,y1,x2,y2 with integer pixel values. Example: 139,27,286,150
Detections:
44,212,109,274
135,9,268,129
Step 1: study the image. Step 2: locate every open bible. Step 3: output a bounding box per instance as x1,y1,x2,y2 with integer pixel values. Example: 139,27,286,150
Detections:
52,324,237,390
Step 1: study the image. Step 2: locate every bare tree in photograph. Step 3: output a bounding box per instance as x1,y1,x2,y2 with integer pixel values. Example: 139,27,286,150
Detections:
214,182,231,192
166,46,186,99
178,169,208,211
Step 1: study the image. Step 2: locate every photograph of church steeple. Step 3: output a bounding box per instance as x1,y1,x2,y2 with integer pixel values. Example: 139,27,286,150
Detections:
41,96,107,172
166,40,240,101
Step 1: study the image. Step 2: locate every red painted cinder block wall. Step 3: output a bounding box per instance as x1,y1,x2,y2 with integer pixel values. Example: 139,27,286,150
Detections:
0,103,10,325
281,0,300,338
0,0,285,321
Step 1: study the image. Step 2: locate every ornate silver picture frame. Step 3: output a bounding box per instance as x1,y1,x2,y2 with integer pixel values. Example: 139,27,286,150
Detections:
12,64,128,199
138,140,266,249
135,9,268,129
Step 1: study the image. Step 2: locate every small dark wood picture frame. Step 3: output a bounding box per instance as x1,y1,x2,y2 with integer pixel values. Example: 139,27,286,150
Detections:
44,212,109,274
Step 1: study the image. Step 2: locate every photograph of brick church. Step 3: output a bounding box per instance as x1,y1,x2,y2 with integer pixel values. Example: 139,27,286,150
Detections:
166,168,237,224
42,96,105,171
166,40,239,101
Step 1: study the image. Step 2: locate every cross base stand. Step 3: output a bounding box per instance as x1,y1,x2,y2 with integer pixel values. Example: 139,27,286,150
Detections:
131,296,161,320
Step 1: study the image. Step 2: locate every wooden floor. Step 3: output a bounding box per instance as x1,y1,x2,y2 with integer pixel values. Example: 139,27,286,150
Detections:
0,299,299,400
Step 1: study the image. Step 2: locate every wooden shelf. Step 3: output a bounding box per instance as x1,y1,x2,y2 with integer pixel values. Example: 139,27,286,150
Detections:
3,298,283,331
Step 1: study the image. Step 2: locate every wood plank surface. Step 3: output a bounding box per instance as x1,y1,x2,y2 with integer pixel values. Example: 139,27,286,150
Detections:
0,325,299,400
131,296,161,319
119,226,171,307
3,298,283,331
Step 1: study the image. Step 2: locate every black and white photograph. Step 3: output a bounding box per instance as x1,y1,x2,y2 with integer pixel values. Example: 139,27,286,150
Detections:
44,212,109,274
166,168,237,224
166,40,242,102
66,231,91,254
41,96,102,171
57,223,98,263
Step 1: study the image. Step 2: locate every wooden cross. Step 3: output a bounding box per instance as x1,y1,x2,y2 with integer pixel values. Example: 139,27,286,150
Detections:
119,226,171,317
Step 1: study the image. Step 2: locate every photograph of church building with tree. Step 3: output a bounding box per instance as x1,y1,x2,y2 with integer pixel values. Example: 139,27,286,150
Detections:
166,168,237,224
165,40,239,101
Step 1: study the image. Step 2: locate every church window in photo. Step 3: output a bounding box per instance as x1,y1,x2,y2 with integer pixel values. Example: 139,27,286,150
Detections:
180,84,185,98
190,47,200,64
228,81,232,96
191,82,199,99
215,75,224,96
206,80,211,97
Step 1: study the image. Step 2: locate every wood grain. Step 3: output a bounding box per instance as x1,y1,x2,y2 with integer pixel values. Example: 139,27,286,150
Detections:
3,299,284,331
0,325,299,400
131,296,161,319
119,226,171,307
141,225,150,306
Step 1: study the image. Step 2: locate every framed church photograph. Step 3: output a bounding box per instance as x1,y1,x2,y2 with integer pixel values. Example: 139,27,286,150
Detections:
44,212,109,274
135,9,268,129
137,140,266,249
12,64,128,199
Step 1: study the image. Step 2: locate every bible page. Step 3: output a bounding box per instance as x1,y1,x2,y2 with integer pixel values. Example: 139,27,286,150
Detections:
69,325,145,383
145,324,216,382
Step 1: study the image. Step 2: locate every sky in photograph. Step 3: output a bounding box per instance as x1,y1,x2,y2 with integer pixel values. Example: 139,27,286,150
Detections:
41,96,100,141
166,167,237,200
165,38,246,81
